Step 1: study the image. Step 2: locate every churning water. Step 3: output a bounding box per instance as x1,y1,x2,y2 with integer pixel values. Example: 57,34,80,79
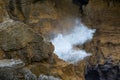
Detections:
51,20,96,63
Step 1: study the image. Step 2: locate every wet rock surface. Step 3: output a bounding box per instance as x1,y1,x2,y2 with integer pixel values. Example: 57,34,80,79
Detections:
85,61,120,80
0,59,24,68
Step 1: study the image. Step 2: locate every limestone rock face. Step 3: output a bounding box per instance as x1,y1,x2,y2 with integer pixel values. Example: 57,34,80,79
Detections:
81,0,120,64
0,18,85,80
0,1,86,80
0,0,8,22
79,0,120,80
0,0,119,80
0,20,54,63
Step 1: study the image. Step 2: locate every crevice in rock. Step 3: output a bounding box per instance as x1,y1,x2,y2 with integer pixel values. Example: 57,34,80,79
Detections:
85,60,120,80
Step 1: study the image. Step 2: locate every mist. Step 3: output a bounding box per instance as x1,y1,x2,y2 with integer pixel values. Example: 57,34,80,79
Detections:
51,20,96,63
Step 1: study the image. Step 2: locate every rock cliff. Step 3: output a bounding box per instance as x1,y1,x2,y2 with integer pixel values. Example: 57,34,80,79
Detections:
81,0,120,80
0,0,119,80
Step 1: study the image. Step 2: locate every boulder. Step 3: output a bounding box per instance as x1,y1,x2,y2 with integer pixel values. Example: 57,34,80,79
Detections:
0,20,54,63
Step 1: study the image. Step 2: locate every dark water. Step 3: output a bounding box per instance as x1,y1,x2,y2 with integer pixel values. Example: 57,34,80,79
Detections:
85,63,120,80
